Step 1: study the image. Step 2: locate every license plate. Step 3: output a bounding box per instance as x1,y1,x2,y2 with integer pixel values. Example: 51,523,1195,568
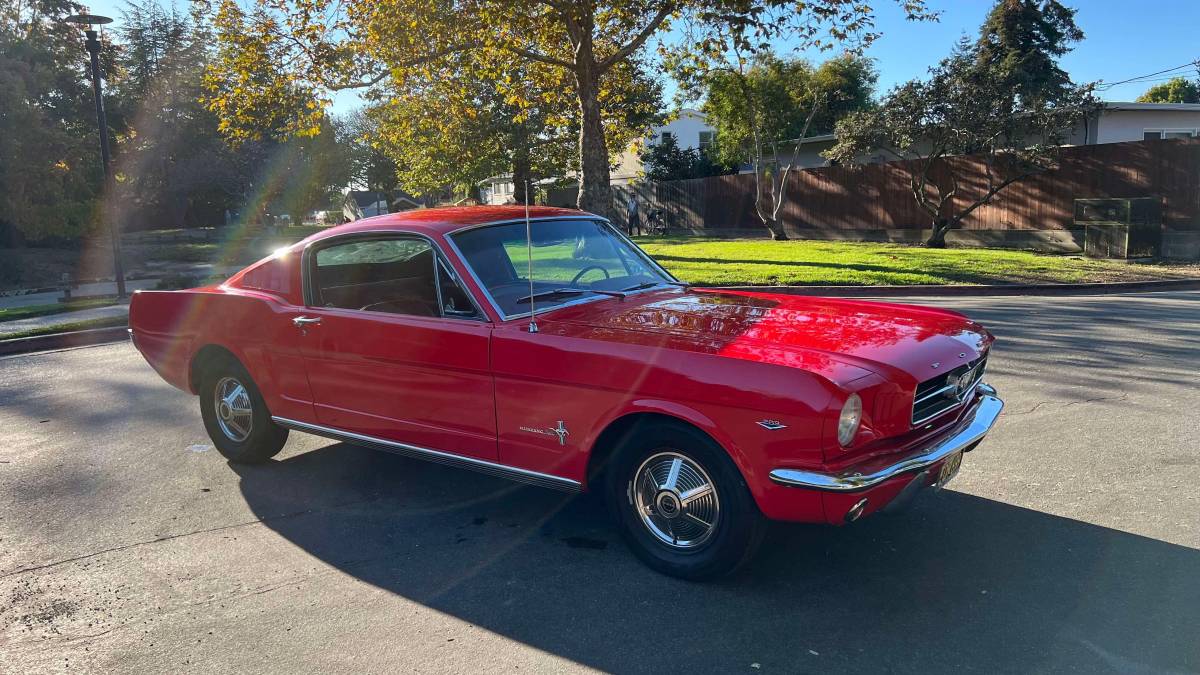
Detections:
935,451,963,489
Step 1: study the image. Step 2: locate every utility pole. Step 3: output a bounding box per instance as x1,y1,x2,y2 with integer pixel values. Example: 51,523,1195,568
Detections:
65,14,126,298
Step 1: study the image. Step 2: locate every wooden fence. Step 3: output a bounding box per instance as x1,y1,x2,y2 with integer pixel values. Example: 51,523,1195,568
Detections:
594,139,1200,237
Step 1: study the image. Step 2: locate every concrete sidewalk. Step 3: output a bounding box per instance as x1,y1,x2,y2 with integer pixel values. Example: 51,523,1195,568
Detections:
0,263,240,310
0,279,159,310
0,302,129,337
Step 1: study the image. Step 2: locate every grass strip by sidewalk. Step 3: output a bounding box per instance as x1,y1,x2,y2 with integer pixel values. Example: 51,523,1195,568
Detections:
0,315,127,341
634,238,1200,286
0,298,119,323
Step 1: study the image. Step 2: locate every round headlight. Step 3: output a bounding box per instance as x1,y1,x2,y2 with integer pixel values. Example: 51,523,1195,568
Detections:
837,394,862,447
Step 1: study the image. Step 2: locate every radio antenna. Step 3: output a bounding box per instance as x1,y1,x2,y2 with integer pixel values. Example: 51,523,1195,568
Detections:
524,181,538,334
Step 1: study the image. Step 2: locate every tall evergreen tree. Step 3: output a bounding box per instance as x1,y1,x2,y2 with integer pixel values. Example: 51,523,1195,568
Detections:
974,0,1084,104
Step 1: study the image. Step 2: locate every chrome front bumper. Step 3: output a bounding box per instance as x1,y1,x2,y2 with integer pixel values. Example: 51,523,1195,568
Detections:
769,384,1004,492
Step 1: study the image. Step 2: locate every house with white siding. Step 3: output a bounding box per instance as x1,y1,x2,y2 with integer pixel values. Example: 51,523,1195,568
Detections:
1076,102,1200,144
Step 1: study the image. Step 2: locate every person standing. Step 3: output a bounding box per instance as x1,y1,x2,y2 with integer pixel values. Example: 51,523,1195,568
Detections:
627,192,641,236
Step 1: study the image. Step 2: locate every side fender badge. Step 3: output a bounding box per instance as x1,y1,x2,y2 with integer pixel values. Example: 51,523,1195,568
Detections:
757,420,787,431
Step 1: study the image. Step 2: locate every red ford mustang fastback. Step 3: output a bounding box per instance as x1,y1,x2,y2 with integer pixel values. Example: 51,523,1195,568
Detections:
130,206,1003,579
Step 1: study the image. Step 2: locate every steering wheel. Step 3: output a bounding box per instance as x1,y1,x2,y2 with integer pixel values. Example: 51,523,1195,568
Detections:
570,265,611,286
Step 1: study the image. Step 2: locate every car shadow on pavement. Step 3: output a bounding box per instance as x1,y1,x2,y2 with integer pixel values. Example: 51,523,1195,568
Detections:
232,441,1200,674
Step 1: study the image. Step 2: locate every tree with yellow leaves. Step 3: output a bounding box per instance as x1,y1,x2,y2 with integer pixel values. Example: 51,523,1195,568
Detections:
202,0,932,217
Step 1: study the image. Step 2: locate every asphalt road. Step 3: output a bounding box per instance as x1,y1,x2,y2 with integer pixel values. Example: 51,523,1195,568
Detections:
2,291,1198,674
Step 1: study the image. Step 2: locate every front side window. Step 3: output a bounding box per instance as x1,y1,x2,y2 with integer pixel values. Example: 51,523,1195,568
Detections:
311,236,480,319
450,219,676,318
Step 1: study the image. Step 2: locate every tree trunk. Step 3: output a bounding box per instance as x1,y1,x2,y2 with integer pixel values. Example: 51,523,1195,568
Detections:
764,218,789,241
926,218,951,248
511,150,532,205
574,57,612,219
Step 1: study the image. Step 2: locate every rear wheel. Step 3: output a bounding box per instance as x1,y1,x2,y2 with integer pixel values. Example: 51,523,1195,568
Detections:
198,357,287,463
605,421,765,581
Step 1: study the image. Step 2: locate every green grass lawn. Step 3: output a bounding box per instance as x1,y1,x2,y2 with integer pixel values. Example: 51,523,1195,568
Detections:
0,315,127,341
0,298,119,323
633,237,1200,286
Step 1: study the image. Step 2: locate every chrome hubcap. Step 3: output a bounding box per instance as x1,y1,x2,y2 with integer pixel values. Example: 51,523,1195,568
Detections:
213,376,253,442
631,451,720,549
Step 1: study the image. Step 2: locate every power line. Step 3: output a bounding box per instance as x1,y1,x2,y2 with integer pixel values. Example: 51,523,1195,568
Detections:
1119,75,1197,86
1097,60,1199,90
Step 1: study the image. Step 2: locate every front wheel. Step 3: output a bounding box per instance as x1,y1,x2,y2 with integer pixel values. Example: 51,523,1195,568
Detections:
198,357,288,463
605,421,766,581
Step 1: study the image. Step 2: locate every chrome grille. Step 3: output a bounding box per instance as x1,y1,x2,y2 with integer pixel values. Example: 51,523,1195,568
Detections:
912,355,987,425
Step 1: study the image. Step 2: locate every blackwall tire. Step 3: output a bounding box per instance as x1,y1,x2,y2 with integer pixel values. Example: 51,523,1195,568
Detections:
605,421,766,581
198,356,288,464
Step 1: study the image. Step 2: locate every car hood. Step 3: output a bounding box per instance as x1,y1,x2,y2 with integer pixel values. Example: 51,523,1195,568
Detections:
547,288,993,385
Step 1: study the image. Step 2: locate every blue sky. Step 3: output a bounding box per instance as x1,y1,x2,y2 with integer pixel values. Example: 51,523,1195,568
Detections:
85,0,1200,111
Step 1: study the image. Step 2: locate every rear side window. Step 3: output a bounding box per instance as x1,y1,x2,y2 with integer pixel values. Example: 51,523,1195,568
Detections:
312,237,439,316
239,257,293,296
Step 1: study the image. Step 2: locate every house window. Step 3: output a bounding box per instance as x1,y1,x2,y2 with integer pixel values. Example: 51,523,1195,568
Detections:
1144,129,1198,140
659,131,674,145
698,131,715,152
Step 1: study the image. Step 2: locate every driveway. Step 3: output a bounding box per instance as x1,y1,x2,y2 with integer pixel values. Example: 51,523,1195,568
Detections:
1,292,1197,673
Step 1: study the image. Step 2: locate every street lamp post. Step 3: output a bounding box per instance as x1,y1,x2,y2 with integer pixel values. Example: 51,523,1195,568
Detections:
65,14,126,298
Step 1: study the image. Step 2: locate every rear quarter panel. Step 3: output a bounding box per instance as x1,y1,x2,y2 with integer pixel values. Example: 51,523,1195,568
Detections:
128,288,314,420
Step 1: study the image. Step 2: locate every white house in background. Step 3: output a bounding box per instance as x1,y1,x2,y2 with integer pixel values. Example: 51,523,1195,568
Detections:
479,176,559,205
479,109,717,201
611,108,716,183
1076,102,1200,144
479,176,514,205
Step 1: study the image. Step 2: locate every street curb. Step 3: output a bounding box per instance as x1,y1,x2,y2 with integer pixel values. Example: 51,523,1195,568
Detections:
717,278,1200,297
0,325,130,357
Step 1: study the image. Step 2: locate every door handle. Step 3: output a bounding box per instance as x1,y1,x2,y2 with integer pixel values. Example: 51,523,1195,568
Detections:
293,316,322,328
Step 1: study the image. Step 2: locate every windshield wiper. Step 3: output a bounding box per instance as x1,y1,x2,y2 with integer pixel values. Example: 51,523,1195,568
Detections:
515,288,587,304
515,287,628,304
619,281,690,293
517,282,677,305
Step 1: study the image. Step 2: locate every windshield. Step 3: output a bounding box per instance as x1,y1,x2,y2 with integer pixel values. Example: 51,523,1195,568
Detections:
449,218,675,318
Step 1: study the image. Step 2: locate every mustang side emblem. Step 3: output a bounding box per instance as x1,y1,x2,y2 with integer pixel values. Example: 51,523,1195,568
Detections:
519,421,570,446
757,419,787,430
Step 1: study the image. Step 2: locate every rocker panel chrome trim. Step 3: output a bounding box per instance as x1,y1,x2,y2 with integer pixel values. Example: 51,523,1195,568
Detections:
271,416,582,492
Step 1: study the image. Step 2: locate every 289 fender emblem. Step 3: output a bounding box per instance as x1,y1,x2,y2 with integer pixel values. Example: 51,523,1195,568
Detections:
757,419,787,430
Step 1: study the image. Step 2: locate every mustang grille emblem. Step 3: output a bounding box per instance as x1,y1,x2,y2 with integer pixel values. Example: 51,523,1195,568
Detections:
519,421,570,446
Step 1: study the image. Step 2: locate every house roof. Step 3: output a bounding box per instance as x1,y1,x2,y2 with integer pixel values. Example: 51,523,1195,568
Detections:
345,191,390,208
1102,102,1200,112
478,174,559,186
